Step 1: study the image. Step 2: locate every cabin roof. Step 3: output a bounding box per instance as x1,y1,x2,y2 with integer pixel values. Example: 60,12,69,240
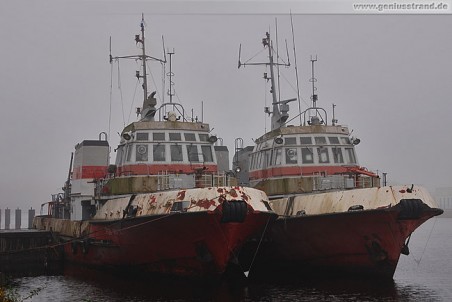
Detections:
255,124,350,144
122,120,210,134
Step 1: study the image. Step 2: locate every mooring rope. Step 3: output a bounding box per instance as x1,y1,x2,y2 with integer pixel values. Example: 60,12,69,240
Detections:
414,217,438,266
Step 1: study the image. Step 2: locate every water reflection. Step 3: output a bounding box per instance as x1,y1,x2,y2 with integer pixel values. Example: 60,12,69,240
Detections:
13,266,442,302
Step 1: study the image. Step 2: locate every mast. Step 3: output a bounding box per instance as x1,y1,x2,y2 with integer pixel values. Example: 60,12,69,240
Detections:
239,31,292,131
110,14,166,122
264,32,280,127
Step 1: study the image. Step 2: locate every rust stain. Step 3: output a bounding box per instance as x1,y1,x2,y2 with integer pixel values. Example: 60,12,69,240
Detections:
194,198,216,209
229,189,238,197
240,192,249,201
217,188,224,194
149,195,157,204
177,190,186,200
399,189,406,193
218,195,226,203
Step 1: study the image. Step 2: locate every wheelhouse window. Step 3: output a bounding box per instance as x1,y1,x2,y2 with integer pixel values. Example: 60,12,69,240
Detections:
126,144,133,162
170,145,183,162
153,144,166,161
198,133,208,142
315,137,327,145
184,133,197,142
136,144,148,162
317,147,330,163
153,133,165,141
186,145,199,162
284,137,297,145
332,147,344,163
169,133,181,141
300,137,312,145
345,148,356,164
136,133,149,141
285,148,298,164
201,145,213,162
328,137,340,144
301,148,314,164
341,137,351,144
273,148,282,165
115,145,124,165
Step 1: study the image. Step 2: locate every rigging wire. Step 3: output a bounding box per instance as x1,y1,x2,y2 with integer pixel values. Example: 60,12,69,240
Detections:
290,11,303,125
109,60,113,140
127,79,140,124
116,61,126,128
243,47,267,64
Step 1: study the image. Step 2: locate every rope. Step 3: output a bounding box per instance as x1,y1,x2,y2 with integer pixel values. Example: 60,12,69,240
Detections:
247,215,272,277
414,217,438,266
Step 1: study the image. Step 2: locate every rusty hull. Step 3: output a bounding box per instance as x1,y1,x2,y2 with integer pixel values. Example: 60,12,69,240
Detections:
243,185,443,279
32,186,276,278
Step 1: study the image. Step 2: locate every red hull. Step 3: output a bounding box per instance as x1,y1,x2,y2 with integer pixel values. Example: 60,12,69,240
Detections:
63,210,274,278
243,205,442,278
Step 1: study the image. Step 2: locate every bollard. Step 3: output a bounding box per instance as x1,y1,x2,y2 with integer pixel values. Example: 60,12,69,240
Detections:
15,208,22,229
28,207,35,229
5,208,11,230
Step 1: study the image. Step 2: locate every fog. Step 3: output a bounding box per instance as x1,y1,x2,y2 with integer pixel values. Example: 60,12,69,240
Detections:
1,0,451,218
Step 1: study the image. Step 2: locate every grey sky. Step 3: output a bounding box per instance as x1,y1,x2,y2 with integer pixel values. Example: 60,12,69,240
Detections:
1,0,451,214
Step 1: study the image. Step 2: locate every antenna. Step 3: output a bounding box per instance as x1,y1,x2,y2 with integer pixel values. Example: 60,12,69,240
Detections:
166,49,175,104
238,44,242,68
332,103,338,125
290,11,302,125
310,55,318,108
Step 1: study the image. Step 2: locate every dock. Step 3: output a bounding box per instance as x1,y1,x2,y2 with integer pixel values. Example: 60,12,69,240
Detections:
0,229,63,277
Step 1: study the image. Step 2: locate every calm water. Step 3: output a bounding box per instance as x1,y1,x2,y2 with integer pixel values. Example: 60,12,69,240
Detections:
9,218,452,301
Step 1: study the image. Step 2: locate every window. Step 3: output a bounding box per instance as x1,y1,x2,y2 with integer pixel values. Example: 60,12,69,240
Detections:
170,145,183,162
201,145,213,162
198,133,208,142
300,137,312,145
285,137,297,145
169,133,181,141
136,144,148,162
184,133,197,141
115,145,124,165
153,144,166,161
256,152,262,169
345,148,356,164
285,148,298,164
186,145,199,162
328,136,340,144
315,137,327,145
274,148,282,165
317,147,330,163
153,133,165,141
341,137,351,145
136,133,149,141
301,148,314,164
126,144,133,162
332,147,344,163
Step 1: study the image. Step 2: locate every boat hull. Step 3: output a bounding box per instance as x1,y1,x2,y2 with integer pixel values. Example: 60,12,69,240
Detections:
38,210,274,278
242,203,442,278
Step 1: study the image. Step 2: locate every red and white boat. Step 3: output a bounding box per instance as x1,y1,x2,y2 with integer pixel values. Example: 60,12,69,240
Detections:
235,31,443,278
33,18,276,279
